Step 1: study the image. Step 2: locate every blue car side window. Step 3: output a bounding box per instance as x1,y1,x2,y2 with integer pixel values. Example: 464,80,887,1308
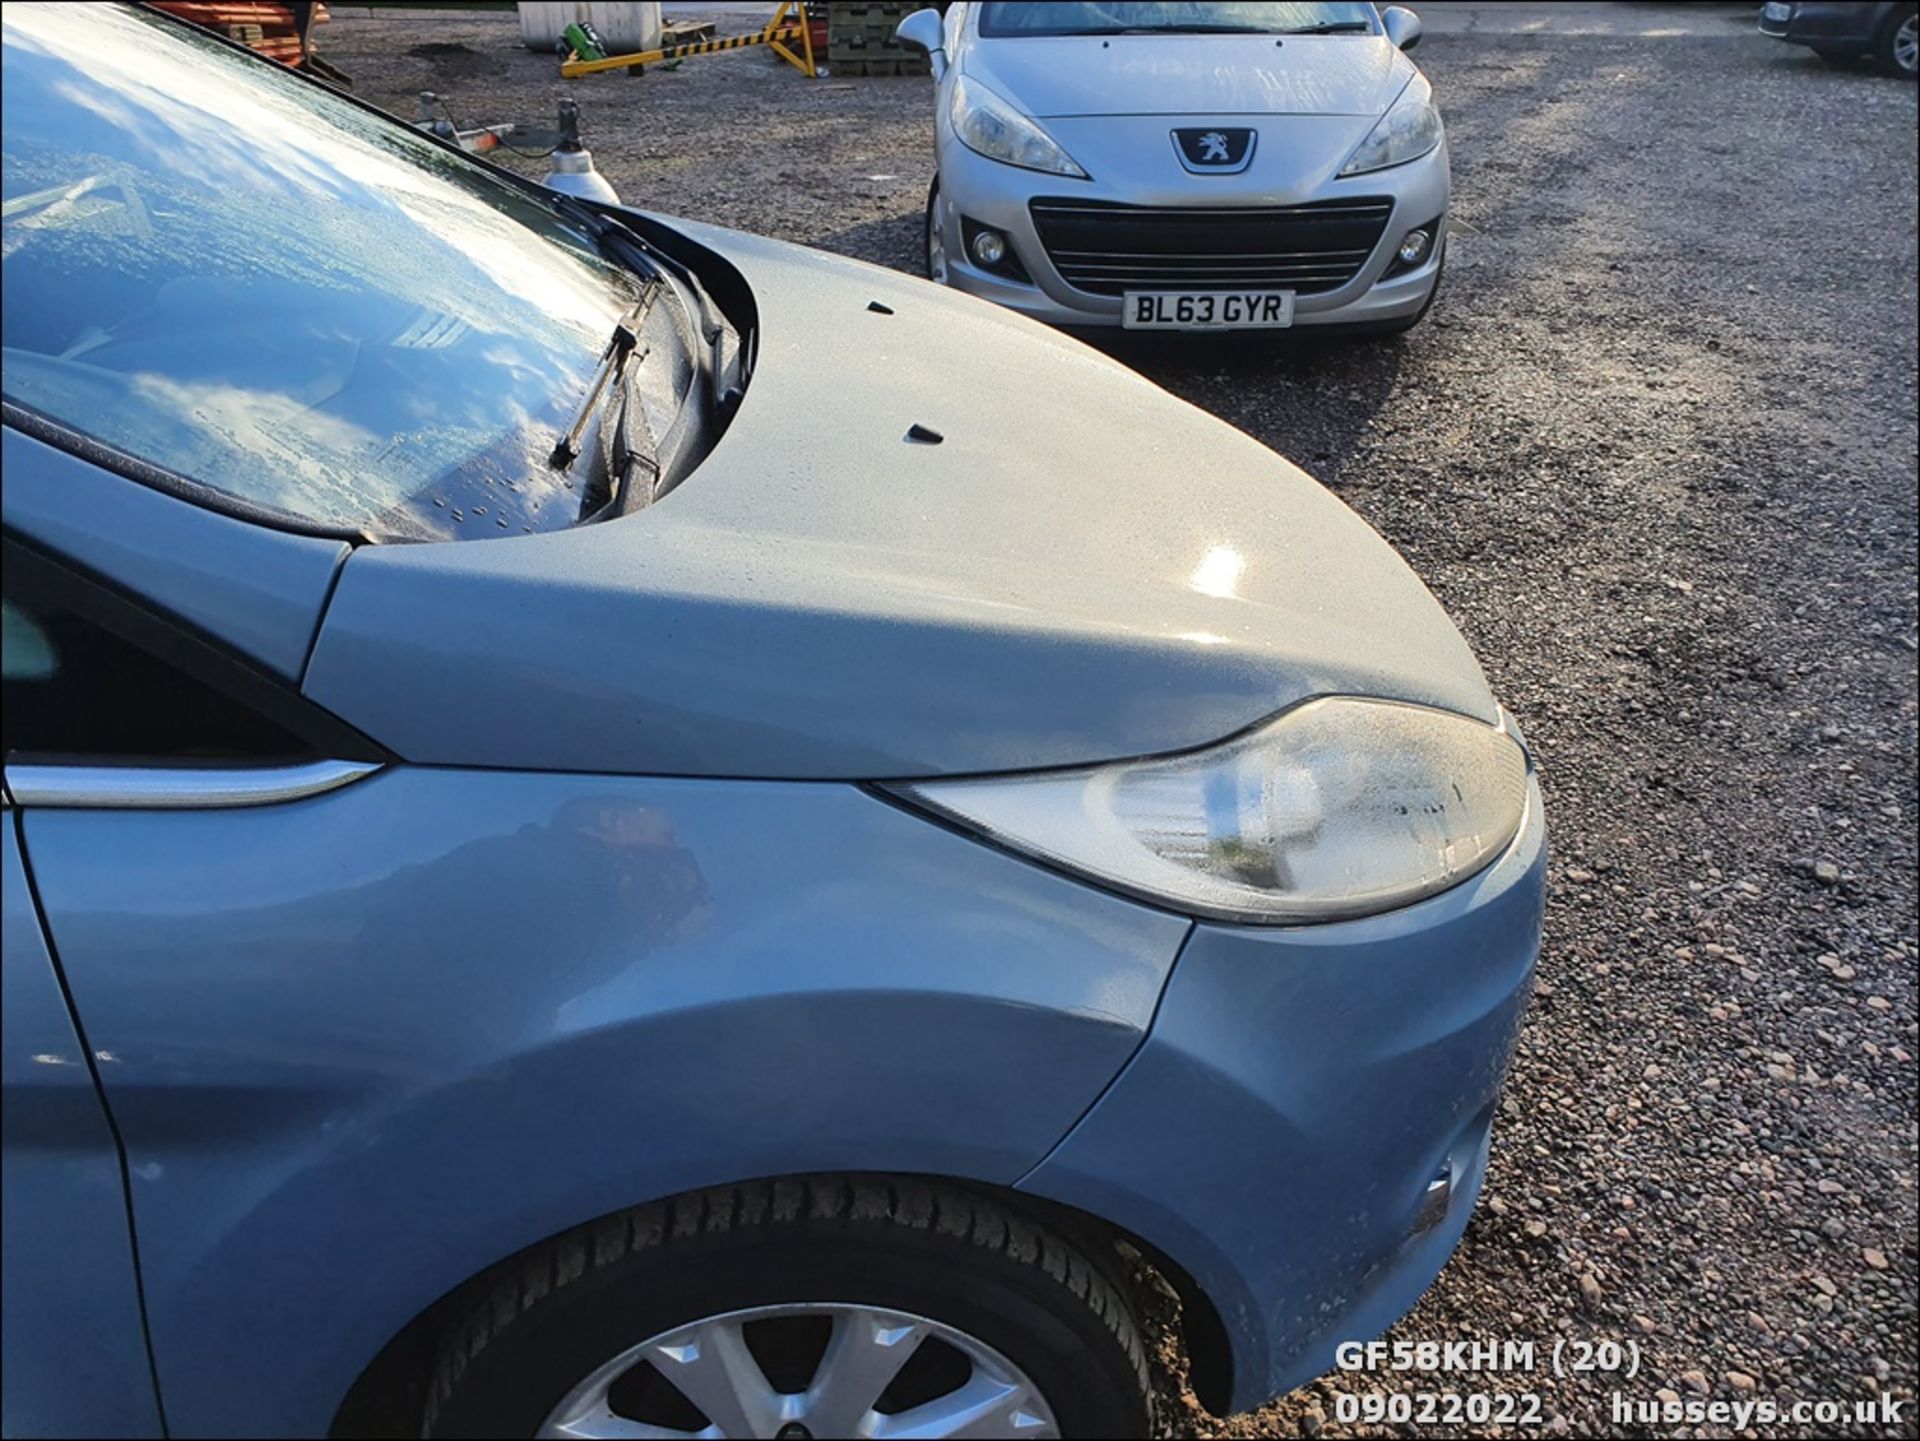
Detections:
0,2,643,540
0,577,308,762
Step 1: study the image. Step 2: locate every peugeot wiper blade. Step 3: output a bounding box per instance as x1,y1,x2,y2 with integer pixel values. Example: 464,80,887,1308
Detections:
1109,22,1275,32
549,282,659,470
1277,21,1372,33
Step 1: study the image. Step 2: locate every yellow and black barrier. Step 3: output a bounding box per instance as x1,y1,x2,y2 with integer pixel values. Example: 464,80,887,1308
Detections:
561,2,817,78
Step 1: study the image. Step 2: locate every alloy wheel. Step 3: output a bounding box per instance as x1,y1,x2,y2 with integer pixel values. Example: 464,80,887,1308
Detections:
926,191,950,284
1895,14,1918,75
537,1302,1060,1439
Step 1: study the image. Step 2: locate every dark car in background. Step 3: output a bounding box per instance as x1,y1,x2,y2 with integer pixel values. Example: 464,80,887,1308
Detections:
1760,1,1918,76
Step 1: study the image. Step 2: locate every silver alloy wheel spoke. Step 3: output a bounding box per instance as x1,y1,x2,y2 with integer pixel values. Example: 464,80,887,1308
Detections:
798,1309,927,1436
869,1372,1051,1439
538,1303,1059,1440
547,1410,707,1441
1897,15,1917,73
641,1320,783,1438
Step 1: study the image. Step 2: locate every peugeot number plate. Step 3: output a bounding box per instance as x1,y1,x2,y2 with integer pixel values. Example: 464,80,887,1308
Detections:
1123,290,1294,330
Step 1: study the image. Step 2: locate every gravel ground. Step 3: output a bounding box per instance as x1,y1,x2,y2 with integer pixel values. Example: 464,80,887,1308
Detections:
324,6,1919,1435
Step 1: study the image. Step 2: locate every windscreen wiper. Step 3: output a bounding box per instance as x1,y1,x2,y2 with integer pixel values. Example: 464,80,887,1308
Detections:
549,282,659,470
608,395,662,515
1104,22,1275,32
548,190,648,262
1278,21,1372,33
595,224,739,422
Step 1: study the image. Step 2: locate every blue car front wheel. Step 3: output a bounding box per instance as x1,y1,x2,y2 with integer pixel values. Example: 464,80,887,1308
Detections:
421,1177,1159,1439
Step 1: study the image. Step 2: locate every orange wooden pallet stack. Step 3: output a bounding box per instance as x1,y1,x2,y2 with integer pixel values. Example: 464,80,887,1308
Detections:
149,2,330,66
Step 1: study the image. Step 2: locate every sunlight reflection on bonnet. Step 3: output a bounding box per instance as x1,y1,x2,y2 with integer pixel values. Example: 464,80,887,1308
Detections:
1189,544,1248,599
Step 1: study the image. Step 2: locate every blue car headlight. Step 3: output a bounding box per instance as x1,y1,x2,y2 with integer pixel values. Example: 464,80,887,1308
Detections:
1340,73,1444,176
891,697,1528,924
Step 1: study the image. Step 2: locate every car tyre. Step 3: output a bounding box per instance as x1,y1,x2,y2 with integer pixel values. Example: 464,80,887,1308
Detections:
1878,4,1919,77
420,1177,1158,1439
925,177,949,284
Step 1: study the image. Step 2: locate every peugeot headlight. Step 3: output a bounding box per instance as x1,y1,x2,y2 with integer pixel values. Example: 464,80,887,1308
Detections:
949,74,1088,178
1340,73,1444,176
891,698,1529,924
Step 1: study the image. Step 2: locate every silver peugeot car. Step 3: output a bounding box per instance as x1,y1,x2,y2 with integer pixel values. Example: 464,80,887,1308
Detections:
899,2,1448,335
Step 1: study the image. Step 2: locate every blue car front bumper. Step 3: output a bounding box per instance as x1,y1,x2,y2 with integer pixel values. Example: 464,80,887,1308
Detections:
1021,775,1547,1414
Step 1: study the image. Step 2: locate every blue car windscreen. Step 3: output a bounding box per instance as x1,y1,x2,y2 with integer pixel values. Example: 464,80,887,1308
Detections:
0,2,658,540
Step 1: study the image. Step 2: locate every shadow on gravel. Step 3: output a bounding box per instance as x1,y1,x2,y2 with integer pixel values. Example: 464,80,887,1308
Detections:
814,211,1412,472
817,213,925,279
1105,331,1411,475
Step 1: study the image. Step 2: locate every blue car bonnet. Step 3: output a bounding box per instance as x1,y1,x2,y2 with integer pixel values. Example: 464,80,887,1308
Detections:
306,228,1495,779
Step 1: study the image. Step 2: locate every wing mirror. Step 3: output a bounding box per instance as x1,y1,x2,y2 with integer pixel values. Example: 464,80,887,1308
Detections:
895,7,948,79
1381,6,1423,50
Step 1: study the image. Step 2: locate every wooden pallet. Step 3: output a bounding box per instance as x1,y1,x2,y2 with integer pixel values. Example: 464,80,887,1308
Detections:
826,1,928,76
660,19,716,45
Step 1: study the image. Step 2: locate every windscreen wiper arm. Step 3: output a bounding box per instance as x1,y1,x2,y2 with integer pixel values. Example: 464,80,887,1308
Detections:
1278,21,1372,33
595,224,739,421
549,282,659,470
